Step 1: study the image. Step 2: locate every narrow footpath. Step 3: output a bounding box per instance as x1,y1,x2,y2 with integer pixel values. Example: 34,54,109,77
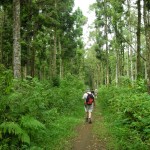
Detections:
71,105,110,150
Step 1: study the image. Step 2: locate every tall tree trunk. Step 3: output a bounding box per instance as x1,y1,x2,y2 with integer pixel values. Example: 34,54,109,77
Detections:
130,48,134,82
61,59,64,78
127,0,134,83
58,37,62,79
136,0,141,79
26,37,31,77
120,39,124,76
13,0,21,78
51,0,58,79
144,61,147,79
115,49,119,86
127,45,130,77
31,46,35,77
52,29,57,78
143,0,150,93
104,0,109,85
0,7,4,64
114,24,119,85
101,62,104,85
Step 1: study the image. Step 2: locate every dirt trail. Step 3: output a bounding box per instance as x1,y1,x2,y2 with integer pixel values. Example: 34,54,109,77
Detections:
71,108,107,150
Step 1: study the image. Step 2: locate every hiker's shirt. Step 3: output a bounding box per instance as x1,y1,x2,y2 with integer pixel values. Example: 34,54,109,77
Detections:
82,92,90,104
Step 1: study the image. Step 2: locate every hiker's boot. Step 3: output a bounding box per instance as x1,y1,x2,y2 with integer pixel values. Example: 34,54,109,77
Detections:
88,118,92,124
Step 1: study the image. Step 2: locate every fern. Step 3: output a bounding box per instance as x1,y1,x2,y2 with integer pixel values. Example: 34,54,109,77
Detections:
0,122,30,144
20,115,46,130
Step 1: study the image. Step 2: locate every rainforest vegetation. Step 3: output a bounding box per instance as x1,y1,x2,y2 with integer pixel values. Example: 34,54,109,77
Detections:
0,0,150,149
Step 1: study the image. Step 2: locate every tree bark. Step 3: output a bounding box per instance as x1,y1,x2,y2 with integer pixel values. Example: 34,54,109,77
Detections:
104,0,109,85
130,48,134,82
58,37,62,79
143,0,150,93
136,0,141,79
13,0,21,78
31,46,35,77
52,29,57,78
0,7,4,64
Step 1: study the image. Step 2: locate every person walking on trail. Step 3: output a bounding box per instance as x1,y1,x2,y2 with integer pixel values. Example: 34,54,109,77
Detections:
82,90,95,124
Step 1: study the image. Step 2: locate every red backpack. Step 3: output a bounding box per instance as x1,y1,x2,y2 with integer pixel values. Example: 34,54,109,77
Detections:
86,93,94,105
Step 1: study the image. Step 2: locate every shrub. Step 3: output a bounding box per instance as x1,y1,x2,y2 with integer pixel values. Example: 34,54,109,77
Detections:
99,84,150,149
0,73,84,149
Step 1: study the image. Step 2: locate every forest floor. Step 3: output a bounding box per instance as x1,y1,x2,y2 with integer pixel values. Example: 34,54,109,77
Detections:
70,104,113,150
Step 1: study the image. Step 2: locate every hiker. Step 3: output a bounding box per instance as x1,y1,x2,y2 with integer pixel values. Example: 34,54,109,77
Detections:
82,90,95,124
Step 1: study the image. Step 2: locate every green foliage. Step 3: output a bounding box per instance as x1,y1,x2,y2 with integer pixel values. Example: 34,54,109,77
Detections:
0,73,84,149
52,76,60,87
20,116,45,130
0,122,30,144
118,76,132,87
0,65,13,95
99,83,150,149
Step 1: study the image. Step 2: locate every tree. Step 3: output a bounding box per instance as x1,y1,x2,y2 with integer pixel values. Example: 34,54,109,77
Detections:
13,0,21,78
0,6,4,63
136,0,142,79
143,0,150,93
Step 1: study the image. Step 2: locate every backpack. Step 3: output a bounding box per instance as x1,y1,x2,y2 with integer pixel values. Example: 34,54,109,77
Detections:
86,93,94,105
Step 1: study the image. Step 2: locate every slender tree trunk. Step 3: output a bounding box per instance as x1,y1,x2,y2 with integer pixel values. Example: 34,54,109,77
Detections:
31,46,35,77
61,59,64,78
143,0,150,93
49,42,52,80
104,0,109,85
121,41,124,76
130,48,134,82
52,29,57,78
114,24,119,85
144,61,147,79
115,49,119,86
127,45,130,77
127,0,130,78
51,0,58,79
136,0,141,79
95,64,99,88
13,0,21,78
58,37,62,79
98,63,101,86
50,30,57,80
127,0,134,83
0,7,4,64
26,0,32,77
26,37,31,76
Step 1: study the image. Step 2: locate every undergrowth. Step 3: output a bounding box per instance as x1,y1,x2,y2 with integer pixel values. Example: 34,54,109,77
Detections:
99,80,150,150
0,69,85,150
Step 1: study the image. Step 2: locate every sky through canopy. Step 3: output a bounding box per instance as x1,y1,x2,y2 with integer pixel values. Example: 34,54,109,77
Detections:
74,0,96,48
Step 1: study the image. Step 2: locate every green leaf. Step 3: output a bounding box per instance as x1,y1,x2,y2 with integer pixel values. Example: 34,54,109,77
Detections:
21,115,46,130
0,122,30,144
